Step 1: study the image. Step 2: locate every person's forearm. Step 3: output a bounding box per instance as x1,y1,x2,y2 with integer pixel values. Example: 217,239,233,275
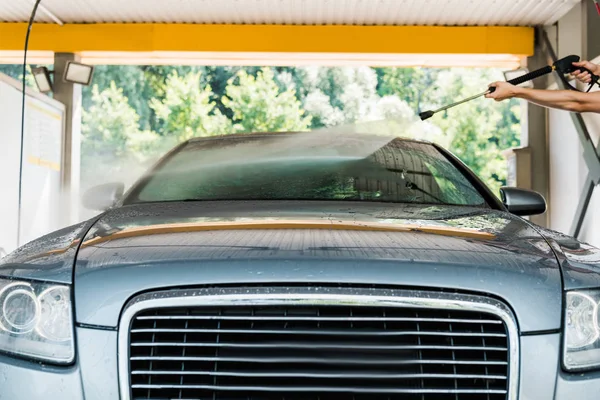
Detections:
514,87,600,112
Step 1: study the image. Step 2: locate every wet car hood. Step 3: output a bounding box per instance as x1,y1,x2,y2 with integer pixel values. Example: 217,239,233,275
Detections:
1,200,597,332
74,201,566,332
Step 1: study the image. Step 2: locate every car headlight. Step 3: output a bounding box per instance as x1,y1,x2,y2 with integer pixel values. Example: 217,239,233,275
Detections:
0,278,73,363
564,290,600,371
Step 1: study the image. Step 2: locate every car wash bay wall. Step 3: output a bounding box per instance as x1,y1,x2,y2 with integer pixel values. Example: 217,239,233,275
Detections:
0,73,67,254
545,1,600,246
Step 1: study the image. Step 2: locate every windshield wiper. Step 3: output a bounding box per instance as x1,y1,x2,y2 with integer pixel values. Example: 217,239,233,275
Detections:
405,181,447,204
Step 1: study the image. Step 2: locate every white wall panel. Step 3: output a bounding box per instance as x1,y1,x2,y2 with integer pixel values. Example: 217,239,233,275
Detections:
0,78,23,254
579,185,600,246
0,74,66,254
548,108,585,236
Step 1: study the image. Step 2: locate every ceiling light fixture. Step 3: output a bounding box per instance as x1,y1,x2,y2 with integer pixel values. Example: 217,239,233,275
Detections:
31,66,53,93
30,62,95,94
63,61,94,86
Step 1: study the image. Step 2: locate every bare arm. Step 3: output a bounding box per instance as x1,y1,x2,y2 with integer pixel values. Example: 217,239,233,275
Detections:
514,87,600,113
485,81,600,113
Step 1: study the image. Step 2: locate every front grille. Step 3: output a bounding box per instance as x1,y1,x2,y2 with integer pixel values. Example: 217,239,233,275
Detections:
124,289,513,400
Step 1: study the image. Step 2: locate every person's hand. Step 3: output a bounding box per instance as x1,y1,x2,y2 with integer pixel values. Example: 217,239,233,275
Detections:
485,81,519,102
572,61,600,83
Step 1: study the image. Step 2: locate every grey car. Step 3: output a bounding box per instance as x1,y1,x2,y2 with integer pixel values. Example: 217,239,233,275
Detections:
1,132,600,400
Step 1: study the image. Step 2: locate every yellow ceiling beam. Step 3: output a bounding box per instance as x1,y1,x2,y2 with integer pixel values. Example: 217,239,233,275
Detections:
0,23,533,56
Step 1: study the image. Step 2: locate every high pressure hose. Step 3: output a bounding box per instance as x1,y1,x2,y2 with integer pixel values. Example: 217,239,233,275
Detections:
17,0,43,243
489,65,553,92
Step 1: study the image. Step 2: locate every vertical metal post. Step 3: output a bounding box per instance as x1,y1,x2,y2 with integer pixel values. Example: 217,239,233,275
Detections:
526,30,551,227
53,52,82,226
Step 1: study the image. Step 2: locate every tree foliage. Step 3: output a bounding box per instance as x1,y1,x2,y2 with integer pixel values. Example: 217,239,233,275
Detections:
0,62,522,196
222,68,311,133
80,83,161,187
0,64,51,89
83,65,156,131
150,71,232,141
82,83,149,158
376,67,440,113
300,66,384,127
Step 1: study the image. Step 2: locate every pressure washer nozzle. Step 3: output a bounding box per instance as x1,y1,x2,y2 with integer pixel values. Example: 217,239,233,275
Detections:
419,110,435,121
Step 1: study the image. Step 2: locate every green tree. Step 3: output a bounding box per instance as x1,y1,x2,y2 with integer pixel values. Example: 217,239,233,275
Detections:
0,65,24,80
301,66,384,128
149,71,232,141
222,68,311,133
376,67,440,113
81,82,161,187
303,89,345,127
82,66,157,131
82,65,213,132
272,67,311,101
203,66,261,117
0,64,49,90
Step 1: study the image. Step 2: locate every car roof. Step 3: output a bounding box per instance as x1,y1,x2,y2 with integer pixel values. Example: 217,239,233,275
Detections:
187,131,432,145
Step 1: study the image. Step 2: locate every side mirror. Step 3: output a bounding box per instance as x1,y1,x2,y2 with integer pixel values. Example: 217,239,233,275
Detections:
82,182,124,211
499,187,546,216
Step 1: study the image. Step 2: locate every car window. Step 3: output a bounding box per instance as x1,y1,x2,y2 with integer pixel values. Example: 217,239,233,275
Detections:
129,136,486,206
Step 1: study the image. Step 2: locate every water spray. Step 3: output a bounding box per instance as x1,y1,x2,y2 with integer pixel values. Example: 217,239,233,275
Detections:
419,55,600,121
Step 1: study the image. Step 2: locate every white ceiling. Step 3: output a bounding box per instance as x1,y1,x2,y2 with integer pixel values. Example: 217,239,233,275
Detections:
1,0,580,26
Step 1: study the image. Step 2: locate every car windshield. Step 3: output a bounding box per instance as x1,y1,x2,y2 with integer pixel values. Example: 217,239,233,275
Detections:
126,134,487,207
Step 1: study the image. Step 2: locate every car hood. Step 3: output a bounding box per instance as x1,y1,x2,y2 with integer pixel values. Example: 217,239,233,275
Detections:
535,227,600,290
55,200,561,333
0,220,97,283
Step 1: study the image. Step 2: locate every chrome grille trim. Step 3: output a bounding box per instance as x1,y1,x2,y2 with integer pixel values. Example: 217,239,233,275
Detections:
129,357,508,366
130,371,508,379
129,344,509,351
130,384,508,394
130,328,507,337
117,287,519,400
135,315,505,324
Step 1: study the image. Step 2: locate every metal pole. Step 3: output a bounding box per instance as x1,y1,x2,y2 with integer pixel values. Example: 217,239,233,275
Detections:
431,90,490,114
17,0,43,246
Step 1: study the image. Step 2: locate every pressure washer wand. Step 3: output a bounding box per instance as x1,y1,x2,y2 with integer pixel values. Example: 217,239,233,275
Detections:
419,64,555,121
418,90,491,121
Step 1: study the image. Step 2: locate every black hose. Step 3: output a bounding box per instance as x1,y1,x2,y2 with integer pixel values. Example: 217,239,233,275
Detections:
506,65,554,86
17,0,43,243
489,65,554,93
